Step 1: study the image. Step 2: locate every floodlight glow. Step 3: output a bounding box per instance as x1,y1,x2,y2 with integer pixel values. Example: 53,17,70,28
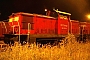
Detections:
87,15,90,19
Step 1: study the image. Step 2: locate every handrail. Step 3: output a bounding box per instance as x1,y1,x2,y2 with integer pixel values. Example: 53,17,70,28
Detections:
12,25,20,43
12,21,20,43
2,22,7,33
27,23,31,43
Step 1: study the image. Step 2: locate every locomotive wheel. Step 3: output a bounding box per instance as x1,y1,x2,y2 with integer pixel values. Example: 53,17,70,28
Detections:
4,37,10,44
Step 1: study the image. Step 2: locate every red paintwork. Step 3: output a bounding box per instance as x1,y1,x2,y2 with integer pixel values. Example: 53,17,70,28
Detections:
80,22,90,34
34,16,57,34
59,18,69,34
70,20,80,35
0,22,3,37
0,22,10,37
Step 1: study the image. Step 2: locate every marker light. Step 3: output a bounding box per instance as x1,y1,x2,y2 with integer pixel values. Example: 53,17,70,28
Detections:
45,9,47,12
9,18,13,22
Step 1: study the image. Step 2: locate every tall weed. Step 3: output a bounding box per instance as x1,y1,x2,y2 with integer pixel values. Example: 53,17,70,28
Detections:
0,34,90,60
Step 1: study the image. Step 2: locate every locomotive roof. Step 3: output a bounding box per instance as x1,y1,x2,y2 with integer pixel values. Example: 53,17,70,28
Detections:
70,20,79,22
80,22,88,23
10,12,57,19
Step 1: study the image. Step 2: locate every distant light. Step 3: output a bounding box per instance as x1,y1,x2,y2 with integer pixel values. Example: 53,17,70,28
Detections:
45,9,47,12
87,15,90,19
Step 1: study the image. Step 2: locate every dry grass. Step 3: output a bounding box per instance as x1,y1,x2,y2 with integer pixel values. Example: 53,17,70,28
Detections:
0,34,90,60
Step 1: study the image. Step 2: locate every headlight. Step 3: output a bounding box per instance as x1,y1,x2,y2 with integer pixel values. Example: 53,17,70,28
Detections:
14,16,19,21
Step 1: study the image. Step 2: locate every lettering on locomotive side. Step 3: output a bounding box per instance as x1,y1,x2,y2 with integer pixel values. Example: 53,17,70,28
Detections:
61,24,68,27
60,24,68,29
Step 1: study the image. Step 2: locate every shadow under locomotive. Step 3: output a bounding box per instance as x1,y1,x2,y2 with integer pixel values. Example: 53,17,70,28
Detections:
4,34,27,45
3,34,66,45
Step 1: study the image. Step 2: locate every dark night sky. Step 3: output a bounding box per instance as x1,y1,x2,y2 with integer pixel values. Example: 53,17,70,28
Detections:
0,0,90,21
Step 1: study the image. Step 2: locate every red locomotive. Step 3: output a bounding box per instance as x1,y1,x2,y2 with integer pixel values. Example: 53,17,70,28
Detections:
0,9,89,44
